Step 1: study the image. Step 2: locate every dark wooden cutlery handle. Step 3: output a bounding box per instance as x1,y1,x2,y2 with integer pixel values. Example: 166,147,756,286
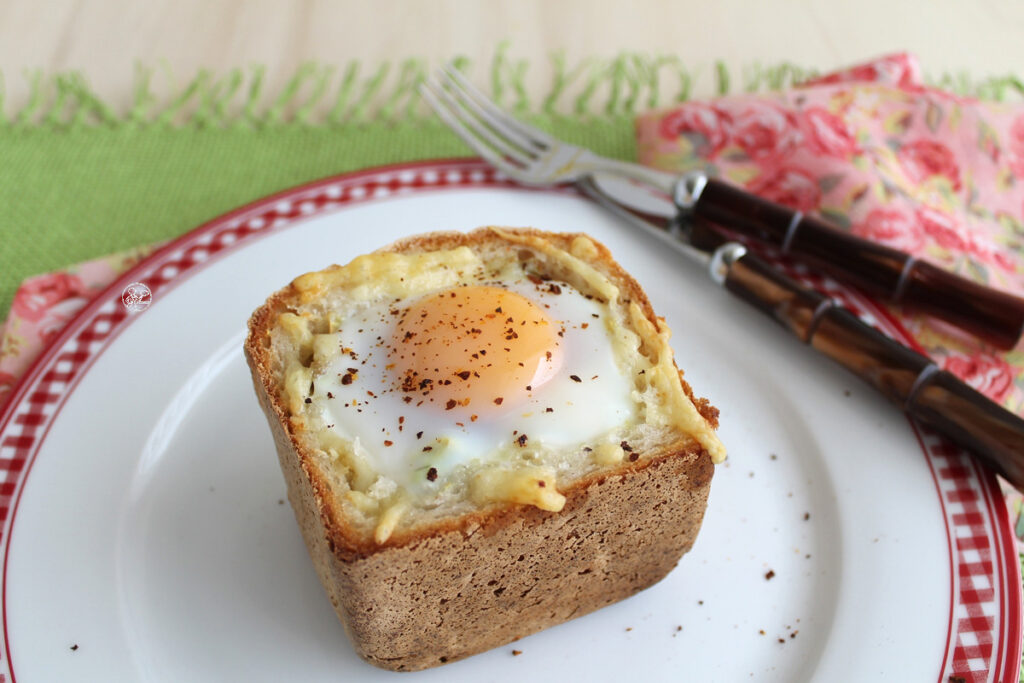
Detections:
696,178,1024,349
724,249,1024,489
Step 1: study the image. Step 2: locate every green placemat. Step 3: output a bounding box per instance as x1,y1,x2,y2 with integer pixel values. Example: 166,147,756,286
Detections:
0,53,663,318
0,118,636,318
4,53,1022,319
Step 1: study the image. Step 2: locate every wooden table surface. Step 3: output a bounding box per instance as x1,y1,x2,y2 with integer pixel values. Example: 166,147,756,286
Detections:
1,0,1023,115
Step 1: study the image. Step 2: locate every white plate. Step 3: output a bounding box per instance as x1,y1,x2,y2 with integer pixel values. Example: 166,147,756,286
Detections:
0,160,1019,682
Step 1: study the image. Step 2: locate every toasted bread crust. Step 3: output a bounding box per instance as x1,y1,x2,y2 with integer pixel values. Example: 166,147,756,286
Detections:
244,227,717,670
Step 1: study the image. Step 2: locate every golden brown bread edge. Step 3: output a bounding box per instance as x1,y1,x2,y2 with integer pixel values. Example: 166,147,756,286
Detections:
243,227,719,671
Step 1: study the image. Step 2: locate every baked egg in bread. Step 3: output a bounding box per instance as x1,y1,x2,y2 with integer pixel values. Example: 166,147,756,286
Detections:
312,277,634,509
244,227,724,670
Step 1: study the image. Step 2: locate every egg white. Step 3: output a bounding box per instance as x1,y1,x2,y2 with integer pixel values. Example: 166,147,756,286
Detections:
311,277,639,496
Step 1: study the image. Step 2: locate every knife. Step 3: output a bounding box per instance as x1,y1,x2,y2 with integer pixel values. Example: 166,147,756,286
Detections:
669,171,1024,350
583,173,1024,491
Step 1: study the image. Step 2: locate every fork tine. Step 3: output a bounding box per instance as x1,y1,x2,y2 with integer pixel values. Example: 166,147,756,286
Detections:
419,82,525,178
438,66,546,154
441,64,557,149
424,80,534,167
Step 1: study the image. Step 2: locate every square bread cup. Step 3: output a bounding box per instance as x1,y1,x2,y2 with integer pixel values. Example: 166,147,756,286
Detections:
244,227,724,671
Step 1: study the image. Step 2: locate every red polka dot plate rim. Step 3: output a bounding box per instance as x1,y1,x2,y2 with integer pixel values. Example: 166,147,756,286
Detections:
0,158,1018,682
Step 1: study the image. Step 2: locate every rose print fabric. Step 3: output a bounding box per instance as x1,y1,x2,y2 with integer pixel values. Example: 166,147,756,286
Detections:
0,245,154,406
637,54,1024,546
637,53,1024,417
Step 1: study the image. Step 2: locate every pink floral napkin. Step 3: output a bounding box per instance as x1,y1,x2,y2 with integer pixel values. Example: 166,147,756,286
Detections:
637,53,1024,412
0,245,155,404
636,53,1023,545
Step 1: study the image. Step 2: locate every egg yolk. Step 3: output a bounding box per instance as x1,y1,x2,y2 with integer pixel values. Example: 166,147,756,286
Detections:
389,285,562,414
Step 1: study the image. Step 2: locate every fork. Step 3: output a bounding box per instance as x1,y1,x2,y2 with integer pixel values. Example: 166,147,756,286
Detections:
420,64,1024,351
419,65,678,195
